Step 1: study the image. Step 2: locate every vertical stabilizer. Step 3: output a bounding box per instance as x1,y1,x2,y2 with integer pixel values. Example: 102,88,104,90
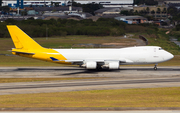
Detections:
7,25,43,50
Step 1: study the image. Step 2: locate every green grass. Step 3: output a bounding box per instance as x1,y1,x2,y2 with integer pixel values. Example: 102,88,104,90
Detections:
0,77,102,83
0,55,62,66
132,29,180,55
32,36,136,48
0,87,180,108
0,35,139,50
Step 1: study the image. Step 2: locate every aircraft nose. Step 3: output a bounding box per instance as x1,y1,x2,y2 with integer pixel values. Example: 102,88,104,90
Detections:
165,52,174,61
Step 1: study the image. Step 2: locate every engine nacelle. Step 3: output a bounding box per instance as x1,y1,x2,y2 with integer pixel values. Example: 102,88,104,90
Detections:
86,61,97,69
109,62,119,69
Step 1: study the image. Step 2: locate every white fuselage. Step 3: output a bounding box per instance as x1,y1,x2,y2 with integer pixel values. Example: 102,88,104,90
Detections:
7,25,174,70
54,46,174,65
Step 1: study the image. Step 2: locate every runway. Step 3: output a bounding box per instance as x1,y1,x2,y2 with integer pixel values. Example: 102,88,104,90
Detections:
0,111,180,113
0,66,180,95
1,66,180,78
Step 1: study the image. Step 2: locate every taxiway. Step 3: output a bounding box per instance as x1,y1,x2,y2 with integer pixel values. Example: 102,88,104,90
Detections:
0,66,180,95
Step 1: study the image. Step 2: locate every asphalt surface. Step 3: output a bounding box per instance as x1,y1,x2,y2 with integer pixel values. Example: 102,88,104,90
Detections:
0,66,180,95
0,111,180,113
1,66,180,78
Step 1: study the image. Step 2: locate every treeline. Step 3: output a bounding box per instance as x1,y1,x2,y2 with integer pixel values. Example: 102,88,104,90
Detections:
134,0,158,5
72,2,103,15
0,18,159,38
0,0,2,6
170,24,180,41
0,18,126,38
168,6,180,21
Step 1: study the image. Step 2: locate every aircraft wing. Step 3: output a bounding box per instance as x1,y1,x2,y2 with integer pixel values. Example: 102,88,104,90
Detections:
50,57,83,62
50,57,131,63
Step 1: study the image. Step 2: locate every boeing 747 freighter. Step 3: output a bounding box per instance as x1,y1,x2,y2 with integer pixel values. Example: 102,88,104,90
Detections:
7,25,174,70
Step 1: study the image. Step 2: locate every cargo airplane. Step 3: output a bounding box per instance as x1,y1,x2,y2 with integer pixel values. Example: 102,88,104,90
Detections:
7,25,174,70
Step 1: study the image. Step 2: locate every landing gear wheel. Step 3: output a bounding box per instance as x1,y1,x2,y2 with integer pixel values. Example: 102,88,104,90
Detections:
154,64,158,70
154,66,157,70
96,66,102,70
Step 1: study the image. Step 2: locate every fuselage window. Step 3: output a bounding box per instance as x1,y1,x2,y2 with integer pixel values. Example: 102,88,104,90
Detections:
159,48,163,50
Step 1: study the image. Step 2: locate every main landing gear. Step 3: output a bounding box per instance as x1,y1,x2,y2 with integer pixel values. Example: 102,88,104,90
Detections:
154,64,158,70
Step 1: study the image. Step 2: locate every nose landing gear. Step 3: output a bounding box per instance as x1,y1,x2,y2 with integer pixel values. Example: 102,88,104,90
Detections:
154,64,158,70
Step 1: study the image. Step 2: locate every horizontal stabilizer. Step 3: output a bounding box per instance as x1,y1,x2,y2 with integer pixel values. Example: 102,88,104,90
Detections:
12,51,35,55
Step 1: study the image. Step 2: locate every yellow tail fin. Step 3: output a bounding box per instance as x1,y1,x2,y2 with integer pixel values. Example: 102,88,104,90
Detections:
7,25,43,50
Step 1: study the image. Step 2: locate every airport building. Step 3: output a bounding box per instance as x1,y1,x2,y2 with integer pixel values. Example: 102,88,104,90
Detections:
134,6,167,19
2,0,133,8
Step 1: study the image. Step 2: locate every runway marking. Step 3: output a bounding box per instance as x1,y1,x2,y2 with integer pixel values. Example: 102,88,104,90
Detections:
0,78,180,90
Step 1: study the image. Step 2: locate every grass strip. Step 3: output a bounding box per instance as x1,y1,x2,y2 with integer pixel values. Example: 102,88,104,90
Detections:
0,77,102,83
0,87,180,108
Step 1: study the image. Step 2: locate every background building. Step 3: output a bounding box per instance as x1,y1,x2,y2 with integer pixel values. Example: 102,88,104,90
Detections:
2,0,133,8
115,16,147,24
134,6,167,19
154,0,180,5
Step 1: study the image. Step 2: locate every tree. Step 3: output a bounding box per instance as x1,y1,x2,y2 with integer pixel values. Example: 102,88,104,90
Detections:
134,10,139,15
151,10,155,14
0,6,10,14
134,0,145,5
54,2,59,7
120,10,129,16
82,3,103,15
21,10,27,16
134,0,158,5
51,1,54,7
120,10,134,16
168,6,178,16
72,2,103,15
139,10,145,15
145,15,154,21
5,18,18,24
156,8,161,14
0,0,2,6
162,8,167,14
146,7,150,14
145,0,158,5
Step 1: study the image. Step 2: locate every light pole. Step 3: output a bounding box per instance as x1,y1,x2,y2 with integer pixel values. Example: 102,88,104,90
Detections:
46,25,48,40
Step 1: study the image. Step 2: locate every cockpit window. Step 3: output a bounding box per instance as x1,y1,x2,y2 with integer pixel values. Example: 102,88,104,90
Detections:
159,48,163,50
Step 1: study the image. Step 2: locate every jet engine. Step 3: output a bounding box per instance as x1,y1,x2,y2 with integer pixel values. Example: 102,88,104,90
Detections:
102,62,119,69
109,62,119,69
86,61,97,69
